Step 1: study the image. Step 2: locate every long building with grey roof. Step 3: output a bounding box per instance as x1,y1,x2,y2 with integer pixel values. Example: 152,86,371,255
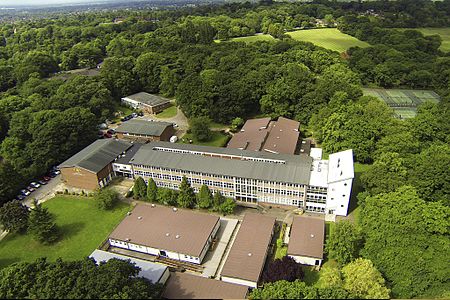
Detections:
115,119,174,142
110,141,354,216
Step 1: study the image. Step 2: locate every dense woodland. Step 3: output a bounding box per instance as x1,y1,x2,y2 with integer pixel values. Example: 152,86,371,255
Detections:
0,0,449,299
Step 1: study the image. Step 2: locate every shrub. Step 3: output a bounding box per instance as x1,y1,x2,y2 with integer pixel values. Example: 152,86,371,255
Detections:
95,188,119,210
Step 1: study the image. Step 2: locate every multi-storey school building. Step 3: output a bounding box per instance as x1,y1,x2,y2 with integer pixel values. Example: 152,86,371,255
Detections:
112,141,354,217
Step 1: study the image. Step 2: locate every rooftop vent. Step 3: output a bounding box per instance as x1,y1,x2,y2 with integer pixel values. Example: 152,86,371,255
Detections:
248,253,252,257
310,234,315,238
173,207,178,212
277,136,280,139
165,233,170,237
151,204,155,207
175,235,180,239
127,211,131,216
138,216,142,220
125,238,130,241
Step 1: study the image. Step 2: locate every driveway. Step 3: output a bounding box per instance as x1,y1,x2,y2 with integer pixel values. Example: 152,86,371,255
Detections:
142,106,189,135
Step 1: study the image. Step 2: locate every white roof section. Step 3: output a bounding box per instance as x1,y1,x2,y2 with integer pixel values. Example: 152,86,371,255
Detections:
89,250,168,283
327,149,354,183
308,159,329,188
309,148,323,160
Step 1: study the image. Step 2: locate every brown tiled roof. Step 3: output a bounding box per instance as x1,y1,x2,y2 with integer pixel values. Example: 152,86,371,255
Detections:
287,216,325,259
109,204,219,257
221,213,275,283
227,117,300,155
227,118,271,151
162,272,248,299
263,117,300,155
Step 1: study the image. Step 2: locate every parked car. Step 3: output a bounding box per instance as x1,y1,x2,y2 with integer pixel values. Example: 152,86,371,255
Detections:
16,194,25,201
20,189,31,196
38,180,47,185
43,176,51,181
26,186,35,192
107,128,115,135
131,112,138,118
137,111,144,117
103,132,112,138
48,172,57,178
30,182,41,188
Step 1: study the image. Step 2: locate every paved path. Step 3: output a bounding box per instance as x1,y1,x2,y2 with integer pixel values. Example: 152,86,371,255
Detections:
214,221,241,279
202,218,238,278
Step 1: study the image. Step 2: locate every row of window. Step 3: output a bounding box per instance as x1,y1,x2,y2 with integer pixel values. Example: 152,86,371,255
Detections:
305,206,325,213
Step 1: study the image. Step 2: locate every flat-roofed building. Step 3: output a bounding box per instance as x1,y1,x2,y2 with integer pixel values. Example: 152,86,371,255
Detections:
109,204,220,264
59,139,133,190
115,119,174,142
220,213,276,288
89,249,170,284
162,272,248,299
227,117,300,155
287,216,325,266
121,92,171,114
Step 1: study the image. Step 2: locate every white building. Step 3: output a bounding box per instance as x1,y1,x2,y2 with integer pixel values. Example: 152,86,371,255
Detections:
89,249,170,284
108,204,220,264
287,216,325,267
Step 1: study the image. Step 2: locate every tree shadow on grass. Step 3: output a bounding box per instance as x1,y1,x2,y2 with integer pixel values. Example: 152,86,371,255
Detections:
0,257,21,269
348,170,364,215
58,222,85,240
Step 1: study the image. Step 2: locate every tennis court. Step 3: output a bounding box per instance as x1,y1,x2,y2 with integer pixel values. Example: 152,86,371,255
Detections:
363,88,440,119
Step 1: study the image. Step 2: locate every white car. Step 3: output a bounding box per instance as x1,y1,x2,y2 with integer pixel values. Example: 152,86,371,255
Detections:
20,189,31,196
30,182,41,188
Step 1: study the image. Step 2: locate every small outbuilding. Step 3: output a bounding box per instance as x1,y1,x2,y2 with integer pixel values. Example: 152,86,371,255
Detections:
121,92,171,114
287,215,325,266
115,119,175,142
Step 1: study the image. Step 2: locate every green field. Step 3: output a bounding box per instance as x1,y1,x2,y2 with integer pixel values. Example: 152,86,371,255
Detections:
231,34,275,43
398,28,450,52
0,196,130,269
287,28,370,52
156,104,177,118
180,131,230,147
363,88,440,119
230,28,369,52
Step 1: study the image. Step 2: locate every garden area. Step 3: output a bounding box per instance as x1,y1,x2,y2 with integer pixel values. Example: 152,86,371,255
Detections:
156,104,177,119
180,131,230,147
0,196,130,269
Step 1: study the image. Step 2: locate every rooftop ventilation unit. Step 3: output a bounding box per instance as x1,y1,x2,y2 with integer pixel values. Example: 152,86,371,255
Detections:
165,233,170,237
248,253,252,257
310,234,315,238
127,211,131,216
151,204,156,207
173,207,178,212
138,216,142,220
175,235,180,239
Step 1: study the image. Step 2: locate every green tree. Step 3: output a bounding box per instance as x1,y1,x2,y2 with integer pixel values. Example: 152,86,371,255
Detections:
250,280,313,299
197,184,213,209
212,190,225,211
230,117,244,132
190,117,212,142
133,177,147,199
146,178,158,202
218,198,236,215
157,188,178,206
28,200,59,244
0,200,29,233
177,176,196,208
360,186,449,298
326,220,362,266
342,258,390,299
360,152,408,196
95,188,119,210
134,52,164,93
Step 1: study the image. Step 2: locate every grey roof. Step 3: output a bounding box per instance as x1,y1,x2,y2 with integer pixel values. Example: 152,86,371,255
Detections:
123,92,170,107
59,139,132,173
115,119,173,136
129,142,313,185
89,250,168,283
115,143,143,165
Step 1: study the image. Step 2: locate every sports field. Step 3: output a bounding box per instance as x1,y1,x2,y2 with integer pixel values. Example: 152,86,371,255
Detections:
363,88,440,119
230,28,369,52
397,28,450,52
287,28,370,52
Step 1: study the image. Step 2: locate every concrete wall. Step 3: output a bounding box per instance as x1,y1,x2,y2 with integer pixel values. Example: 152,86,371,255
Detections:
289,254,322,267
326,178,353,216
221,276,257,289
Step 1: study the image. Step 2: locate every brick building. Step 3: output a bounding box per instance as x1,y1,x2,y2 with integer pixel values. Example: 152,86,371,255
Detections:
115,119,174,142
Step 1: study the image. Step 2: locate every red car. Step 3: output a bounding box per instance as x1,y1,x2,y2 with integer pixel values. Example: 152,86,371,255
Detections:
43,176,51,181
103,132,112,138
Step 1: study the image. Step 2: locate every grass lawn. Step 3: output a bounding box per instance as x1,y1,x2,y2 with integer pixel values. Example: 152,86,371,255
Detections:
156,105,177,119
231,34,275,43
112,105,134,123
397,28,450,52
0,196,130,269
179,131,230,147
287,28,370,53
